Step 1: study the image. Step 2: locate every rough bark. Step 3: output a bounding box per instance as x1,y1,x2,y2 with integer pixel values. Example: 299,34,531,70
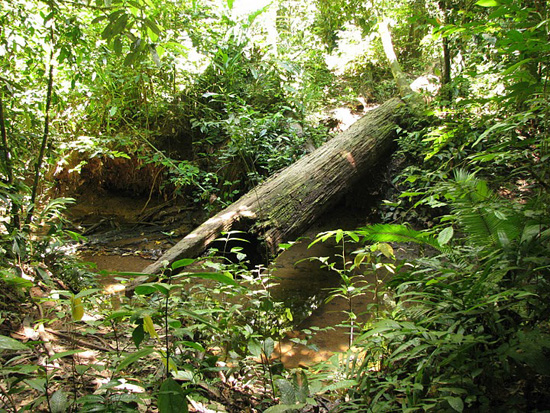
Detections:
126,97,406,291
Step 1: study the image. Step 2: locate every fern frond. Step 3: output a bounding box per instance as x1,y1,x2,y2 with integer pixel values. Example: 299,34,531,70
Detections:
357,224,444,251
445,169,522,248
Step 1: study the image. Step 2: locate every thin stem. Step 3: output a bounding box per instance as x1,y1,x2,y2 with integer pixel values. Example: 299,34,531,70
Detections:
165,275,171,380
27,27,56,226
0,381,18,413
0,92,13,184
110,319,121,357
0,91,20,230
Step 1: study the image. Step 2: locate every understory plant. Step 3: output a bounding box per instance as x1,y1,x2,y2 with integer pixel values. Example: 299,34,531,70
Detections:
318,170,550,411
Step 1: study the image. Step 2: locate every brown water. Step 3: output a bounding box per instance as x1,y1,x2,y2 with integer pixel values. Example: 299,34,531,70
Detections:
74,193,383,367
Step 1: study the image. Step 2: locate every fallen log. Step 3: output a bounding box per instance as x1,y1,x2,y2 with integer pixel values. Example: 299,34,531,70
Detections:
126,97,406,290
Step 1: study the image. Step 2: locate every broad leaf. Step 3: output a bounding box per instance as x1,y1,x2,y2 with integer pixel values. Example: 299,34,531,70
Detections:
50,389,69,413
438,227,454,246
143,315,159,339
0,335,28,351
158,378,188,413
116,347,154,372
71,297,84,321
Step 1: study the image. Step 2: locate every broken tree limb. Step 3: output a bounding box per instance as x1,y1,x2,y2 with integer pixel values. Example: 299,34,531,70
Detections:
126,97,407,292
378,20,424,111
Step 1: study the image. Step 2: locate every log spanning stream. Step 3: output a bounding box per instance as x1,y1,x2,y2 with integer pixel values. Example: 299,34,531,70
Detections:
69,99,407,367
72,193,386,368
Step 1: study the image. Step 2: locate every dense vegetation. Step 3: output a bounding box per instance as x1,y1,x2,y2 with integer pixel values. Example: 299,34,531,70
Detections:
1,0,549,411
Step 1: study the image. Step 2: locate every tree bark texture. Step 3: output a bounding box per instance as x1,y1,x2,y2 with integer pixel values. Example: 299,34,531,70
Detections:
129,97,406,289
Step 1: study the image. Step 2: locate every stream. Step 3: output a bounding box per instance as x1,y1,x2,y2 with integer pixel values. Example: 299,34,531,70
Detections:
70,191,387,368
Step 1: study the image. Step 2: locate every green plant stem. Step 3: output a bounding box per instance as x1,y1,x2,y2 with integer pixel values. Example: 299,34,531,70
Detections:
0,91,20,230
0,92,13,184
43,364,52,413
27,29,55,226
110,319,121,357
165,272,171,380
261,350,276,398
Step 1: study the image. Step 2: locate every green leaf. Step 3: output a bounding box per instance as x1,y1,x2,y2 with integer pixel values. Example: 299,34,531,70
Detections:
158,378,188,413
50,349,85,362
183,272,238,286
143,17,162,36
475,0,498,6
248,339,261,358
116,347,154,372
134,284,157,295
111,14,130,38
438,227,454,246
226,0,234,9
0,335,29,351
3,274,33,289
71,297,84,321
143,315,158,339
447,396,464,412
113,36,123,55
105,310,132,321
50,389,69,413
179,309,222,332
172,258,195,269
135,283,170,296
91,15,107,25
318,379,357,393
276,379,296,405
378,243,395,259
132,324,145,348
263,337,275,358
124,51,139,66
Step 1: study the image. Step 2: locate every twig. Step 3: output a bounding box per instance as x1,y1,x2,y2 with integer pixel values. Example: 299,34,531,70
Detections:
44,328,114,352
139,166,165,216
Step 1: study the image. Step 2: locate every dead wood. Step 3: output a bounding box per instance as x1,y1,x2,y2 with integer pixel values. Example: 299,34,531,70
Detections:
125,97,407,293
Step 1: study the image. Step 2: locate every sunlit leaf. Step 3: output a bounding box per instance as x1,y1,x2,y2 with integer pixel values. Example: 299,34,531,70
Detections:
438,227,454,246
183,272,238,286
378,243,395,259
71,297,84,321
143,315,159,339
263,337,275,358
475,0,498,6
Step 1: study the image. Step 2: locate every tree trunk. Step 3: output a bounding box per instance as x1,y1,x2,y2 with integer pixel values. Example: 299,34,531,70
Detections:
378,20,424,110
126,97,406,291
378,20,413,99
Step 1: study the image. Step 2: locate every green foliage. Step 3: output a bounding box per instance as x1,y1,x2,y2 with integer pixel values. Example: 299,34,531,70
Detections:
313,169,550,411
